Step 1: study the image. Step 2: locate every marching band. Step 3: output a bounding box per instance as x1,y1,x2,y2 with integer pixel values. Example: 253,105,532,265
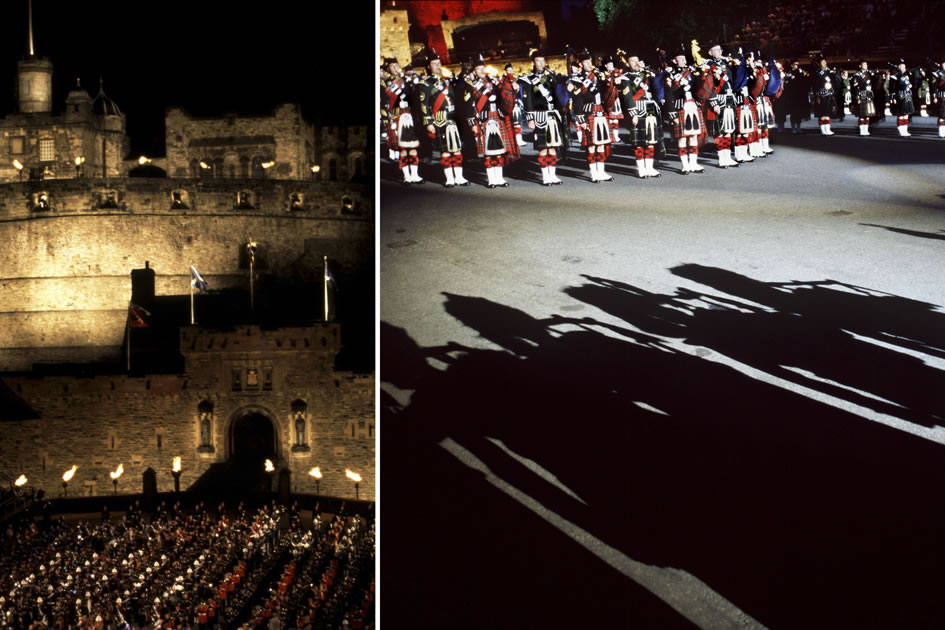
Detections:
380,43,945,188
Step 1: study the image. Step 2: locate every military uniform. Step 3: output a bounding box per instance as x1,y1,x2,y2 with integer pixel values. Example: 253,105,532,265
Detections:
619,61,665,176
381,59,424,183
931,60,945,137
466,56,520,188
417,53,470,187
664,53,707,173
890,62,916,136
851,63,876,135
519,51,567,185
811,62,838,135
702,53,740,167
568,51,615,182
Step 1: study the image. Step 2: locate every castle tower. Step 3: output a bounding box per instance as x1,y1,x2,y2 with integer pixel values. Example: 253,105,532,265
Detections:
65,78,92,121
17,0,52,114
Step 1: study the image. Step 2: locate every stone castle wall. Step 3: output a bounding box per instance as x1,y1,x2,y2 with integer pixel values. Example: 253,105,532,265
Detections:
0,326,375,499
0,178,372,371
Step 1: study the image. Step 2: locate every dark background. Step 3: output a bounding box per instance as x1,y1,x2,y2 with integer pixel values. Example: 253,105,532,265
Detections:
0,2,377,157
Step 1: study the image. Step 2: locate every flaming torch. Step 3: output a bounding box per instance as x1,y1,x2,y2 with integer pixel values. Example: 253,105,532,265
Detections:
62,465,77,496
264,458,275,493
110,464,124,495
308,467,322,495
14,474,27,487
172,457,182,493
345,469,362,500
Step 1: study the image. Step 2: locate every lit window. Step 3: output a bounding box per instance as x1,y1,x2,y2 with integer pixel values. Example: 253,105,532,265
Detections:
21,80,29,96
39,139,55,162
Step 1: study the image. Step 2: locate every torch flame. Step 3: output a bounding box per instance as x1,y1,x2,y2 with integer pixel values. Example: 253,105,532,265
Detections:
345,469,362,483
110,463,124,480
13,159,23,170
74,156,85,166
14,474,27,487
484,65,499,77
308,467,322,479
138,156,151,165
63,466,77,482
172,456,181,473
264,459,275,472
261,161,275,169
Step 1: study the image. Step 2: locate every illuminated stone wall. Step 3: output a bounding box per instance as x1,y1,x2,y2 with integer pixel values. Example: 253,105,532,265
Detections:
165,105,313,181
0,113,127,183
379,8,413,66
0,178,372,372
0,325,375,499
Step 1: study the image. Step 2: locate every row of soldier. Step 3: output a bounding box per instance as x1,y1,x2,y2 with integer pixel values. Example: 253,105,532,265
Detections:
380,44,945,188
0,500,372,629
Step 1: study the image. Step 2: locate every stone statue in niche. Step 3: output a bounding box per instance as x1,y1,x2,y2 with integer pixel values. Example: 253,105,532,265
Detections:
290,193,303,211
295,414,306,446
197,400,214,452
35,193,50,211
200,415,211,447
171,191,189,209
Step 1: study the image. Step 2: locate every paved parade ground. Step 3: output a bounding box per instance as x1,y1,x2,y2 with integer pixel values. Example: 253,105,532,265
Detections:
380,116,945,629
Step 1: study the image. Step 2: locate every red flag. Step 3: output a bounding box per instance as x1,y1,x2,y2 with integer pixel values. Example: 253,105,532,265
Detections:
128,303,151,328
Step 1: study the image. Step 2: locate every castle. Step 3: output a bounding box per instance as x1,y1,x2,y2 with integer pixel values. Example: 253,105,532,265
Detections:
0,11,375,501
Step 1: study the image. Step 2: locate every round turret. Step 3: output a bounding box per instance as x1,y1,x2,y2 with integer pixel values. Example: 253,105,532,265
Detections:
65,78,92,121
17,56,53,114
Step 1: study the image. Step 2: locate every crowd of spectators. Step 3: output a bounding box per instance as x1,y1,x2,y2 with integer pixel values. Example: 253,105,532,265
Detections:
730,0,924,60
0,499,375,629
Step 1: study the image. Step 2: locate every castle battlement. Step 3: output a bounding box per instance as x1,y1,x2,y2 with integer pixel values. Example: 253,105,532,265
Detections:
0,177,370,220
180,324,342,356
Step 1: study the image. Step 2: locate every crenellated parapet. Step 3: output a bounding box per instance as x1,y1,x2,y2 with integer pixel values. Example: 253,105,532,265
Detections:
0,177,371,221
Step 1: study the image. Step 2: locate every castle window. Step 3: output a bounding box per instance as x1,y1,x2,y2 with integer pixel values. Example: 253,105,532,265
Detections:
354,157,363,177
190,160,199,178
251,156,265,179
231,368,242,391
10,137,24,154
263,367,272,391
240,156,250,178
329,159,337,181
39,139,55,162
21,79,30,95
213,157,224,178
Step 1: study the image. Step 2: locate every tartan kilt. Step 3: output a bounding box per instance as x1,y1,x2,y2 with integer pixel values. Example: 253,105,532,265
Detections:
628,108,663,147
474,110,520,162
813,93,837,118
431,119,463,154
386,113,419,151
580,105,612,148
756,96,776,128
670,101,707,145
936,98,945,119
893,96,915,116
856,93,876,118
533,111,568,152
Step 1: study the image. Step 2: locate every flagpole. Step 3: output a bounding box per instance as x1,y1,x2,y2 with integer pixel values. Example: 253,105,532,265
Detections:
126,317,131,372
324,255,328,322
250,255,254,315
190,264,195,325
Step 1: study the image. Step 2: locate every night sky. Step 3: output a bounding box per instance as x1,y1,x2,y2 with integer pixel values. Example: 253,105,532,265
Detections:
0,1,377,157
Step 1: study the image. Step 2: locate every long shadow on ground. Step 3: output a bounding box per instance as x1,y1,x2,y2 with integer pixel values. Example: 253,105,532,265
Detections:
381,267,945,629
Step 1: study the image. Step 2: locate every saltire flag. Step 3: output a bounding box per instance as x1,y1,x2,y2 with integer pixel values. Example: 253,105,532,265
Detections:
191,266,209,293
128,302,151,328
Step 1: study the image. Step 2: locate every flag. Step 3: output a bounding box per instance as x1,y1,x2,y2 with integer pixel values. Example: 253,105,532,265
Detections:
128,303,151,328
325,265,337,290
191,266,209,293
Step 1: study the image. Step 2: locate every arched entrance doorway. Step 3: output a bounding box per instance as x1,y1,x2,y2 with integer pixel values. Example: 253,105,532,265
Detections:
228,409,278,493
